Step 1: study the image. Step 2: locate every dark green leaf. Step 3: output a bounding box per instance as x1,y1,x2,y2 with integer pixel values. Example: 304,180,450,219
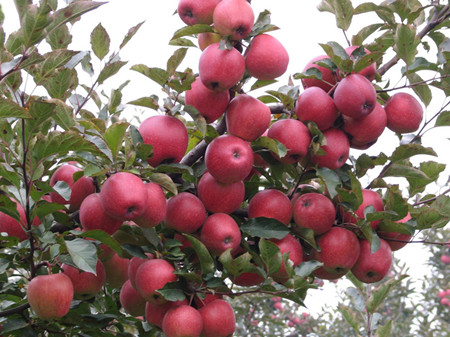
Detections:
352,23,384,45
46,22,72,50
435,110,450,127
0,98,31,119
316,167,341,199
252,136,287,159
295,260,323,278
90,23,110,60
390,144,436,162
259,239,282,276
293,227,318,250
65,238,98,274
157,282,186,302
240,217,290,239
385,163,431,181
1,318,29,334
184,234,215,275
150,173,177,195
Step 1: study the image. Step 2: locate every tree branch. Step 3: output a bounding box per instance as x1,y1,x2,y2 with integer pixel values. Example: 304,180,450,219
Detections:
0,303,30,318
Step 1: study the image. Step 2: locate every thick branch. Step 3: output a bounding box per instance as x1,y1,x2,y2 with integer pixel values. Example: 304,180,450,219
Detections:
0,302,30,317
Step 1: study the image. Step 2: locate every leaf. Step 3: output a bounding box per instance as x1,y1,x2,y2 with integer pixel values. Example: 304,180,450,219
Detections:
43,68,77,100
376,320,393,337
319,41,352,72
240,217,290,239
316,167,341,199
167,48,188,75
97,60,127,84
338,305,361,333
65,238,98,274
170,24,214,41
390,144,436,162
79,230,123,257
149,173,177,195
352,23,384,45
394,24,419,65
259,239,282,276
169,37,197,48
120,21,145,49
52,181,71,201
252,136,287,159
128,96,159,110
46,21,72,50
385,163,431,182
295,260,323,278
328,0,354,31
184,234,215,275
131,64,170,87
435,110,450,127
104,122,129,158
407,73,432,106
90,23,110,60
157,281,186,302
1,318,29,334
33,49,78,82
0,98,31,119
250,79,277,91
21,3,51,47
366,275,408,313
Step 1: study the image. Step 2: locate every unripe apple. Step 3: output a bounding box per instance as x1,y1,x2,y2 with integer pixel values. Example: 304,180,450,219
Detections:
120,279,146,317
270,234,303,283
248,189,292,225
198,32,222,51
0,198,32,242
145,298,188,328
293,193,336,235
213,0,254,40
79,193,123,235
165,192,207,233
378,213,413,251
311,128,350,170
199,299,236,337
133,183,167,228
200,213,241,255
384,92,423,133
245,34,289,80
162,305,203,337
103,253,130,289
341,189,384,230
61,260,106,299
177,0,221,26
301,55,336,92
139,115,189,167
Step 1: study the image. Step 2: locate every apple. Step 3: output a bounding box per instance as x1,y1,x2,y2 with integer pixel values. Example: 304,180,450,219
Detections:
27,273,74,319
133,182,167,228
311,227,360,280
441,255,450,264
244,34,289,80
194,293,223,309
384,92,424,133
267,119,311,164
311,128,350,170
162,305,203,337
177,0,221,26
248,189,292,225
197,171,245,214
200,213,241,255
199,42,245,91
103,253,130,289
301,55,336,92
213,0,254,40
270,234,303,283
134,259,177,304
199,299,236,337
293,192,336,235
138,115,189,167
198,32,222,51
295,87,338,131
49,164,95,212
351,238,393,283
128,253,155,289
226,94,271,141
145,298,189,328
204,134,254,184
185,77,230,124
79,193,123,235
378,213,413,251
232,271,265,286
120,279,146,317
333,74,377,119
0,198,32,242
341,189,384,230
165,192,207,233
61,260,106,299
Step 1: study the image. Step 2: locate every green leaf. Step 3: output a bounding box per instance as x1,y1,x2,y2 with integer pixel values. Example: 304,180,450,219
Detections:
407,73,432,106
321,0,354,31
316,167,341,199
390,144,436,162
250,79,277,91
394,24,419,65
1,318,29,334
157,281,186,302
338,305,361,333
435,110,450,127
43,68,77,100
265,90,295,110
52,181,71,201
319,41,352,72
184,234,215,275
353,51,383,74
366,275,408,313
252,136,287,159
131,64,170,87
120,21,145,49
293,227,318,250
352,23,384,45
105,122,129,158
46,22,72,50
259,239,282,276
240,217,290,239
97,60,127,84
376,320,393,337
79,230,123,257
149,173,177,195
128,96,159,110
170,24,214,41
295,260,323,278
169,37,197,48
32,49,78,82
21,3,51,48
167,48,188,75
219,250,263,279
90,23,110,60
384,163,431,180
0,98,31,119
65,238,98,274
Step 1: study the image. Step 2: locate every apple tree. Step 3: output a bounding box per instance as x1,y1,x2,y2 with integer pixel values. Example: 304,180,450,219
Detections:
0,0,449,336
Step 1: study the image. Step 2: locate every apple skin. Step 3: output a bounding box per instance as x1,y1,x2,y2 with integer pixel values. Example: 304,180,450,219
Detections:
301,55,336,92
226,94,271,141
244,34,289,80
162,305,203,337
200,213,242,255
378,213,413,251
333,74,377,119
49,164,95,212
177,0,221,26
204,134,254,184
311,128,350,170
232,271,265,286
145,298,189,328
270,234,303,284
134,259,177,304
295,87,338,131
139,115,189,167
128,253,155,290
197,171,245,214
133,183,167,229
79,193,123,235
165,192,207,233
293,193,336,235
103,253,130,289
351,238,393,283
198,299,236,337
384,92,424,133
311,227,361,280
120,279,147,317
248,189,292,225
194,293,223,309
341,189,384,230
267,119,311,164
199,42,245,91
185,77,230,124
0,198,34,242
27,273,74,319
61,260,106,299
213,0,254,41
198,32,222,51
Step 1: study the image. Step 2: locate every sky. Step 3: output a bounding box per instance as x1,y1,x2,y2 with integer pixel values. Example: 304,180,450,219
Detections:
1,0,449,315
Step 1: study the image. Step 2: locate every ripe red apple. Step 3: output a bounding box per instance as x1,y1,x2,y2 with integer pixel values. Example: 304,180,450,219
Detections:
248,189,292,225
197,171,245,214
311,227,360,280
61,260,105,299
293,193,336,235
378,213,413,251
103,253,130,289
120,279,147,317
199,42,245,91
145,298,189,328
0,198,32,241
177,0,221,26
270,234,303,283
441,255,450,264
162,305,203,337
133,182,167,228
49,164,95,212
139,115,189,167
267,119,311,164
333,74,377,119
128,253,155,289
134,259,177,304
194,293,223,309
99,172,147,221
341,189,384,230
311,128,350,170
244,34,289,80
185,77,230,124
351,238,393,283
295,87,338,131
27,273,74,319
213,0,254,40
79,193,123,235
165,192,207,233
200,213,241,255
232,271,265,286
301,55,336,92
198,32,222,51
199,299,236,337
384,92,423,133
204,134,254,184
226,94,271,141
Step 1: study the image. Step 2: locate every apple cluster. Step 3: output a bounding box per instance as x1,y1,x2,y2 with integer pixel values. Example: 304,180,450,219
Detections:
438,289,450,307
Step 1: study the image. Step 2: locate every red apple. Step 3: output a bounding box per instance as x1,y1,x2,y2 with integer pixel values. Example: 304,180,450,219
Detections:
248,189,292,225
103,253,130,289
165,192,207,233
341,189,384,230
0,198,32,242
194,293,223,309
120,279,146,317
162,305,203,337
177,0,221,26
232,271,265,286
139,115,189,167
133,182,167,228
145,298,189,328
226,94,271,141
61,260,106,299
384,92,423,134
198,32,222,51
244,34,289,80
27,273,74,319
301,55,336,92
79,193,123,235
441,255,450,264
200,213,241,255
204,134,254,184
295,87,338,131
311,128,350,170
199,299,236,337
213,0,254,40
270,234,303,283
128,253,155,290
378,213,413,251
293,193,336,235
